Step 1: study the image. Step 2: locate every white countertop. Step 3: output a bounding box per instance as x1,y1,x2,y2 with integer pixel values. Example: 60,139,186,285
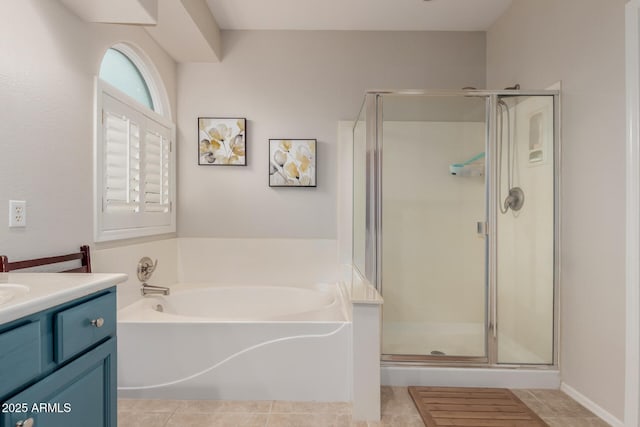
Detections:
0,273,127,324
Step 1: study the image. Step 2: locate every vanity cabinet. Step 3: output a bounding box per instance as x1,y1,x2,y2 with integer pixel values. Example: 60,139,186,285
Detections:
0,288,116,427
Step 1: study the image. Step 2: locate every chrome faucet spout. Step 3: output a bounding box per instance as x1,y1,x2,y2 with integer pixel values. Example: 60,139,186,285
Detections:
141,283,170,296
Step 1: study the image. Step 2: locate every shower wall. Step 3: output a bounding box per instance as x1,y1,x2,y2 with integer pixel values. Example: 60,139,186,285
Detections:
381,120,486,355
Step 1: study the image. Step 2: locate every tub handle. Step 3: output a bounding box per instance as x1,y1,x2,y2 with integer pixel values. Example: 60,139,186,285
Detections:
137,257,158,282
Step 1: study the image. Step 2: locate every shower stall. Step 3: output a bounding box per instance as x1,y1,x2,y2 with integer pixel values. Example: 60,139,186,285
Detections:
352,89,559,367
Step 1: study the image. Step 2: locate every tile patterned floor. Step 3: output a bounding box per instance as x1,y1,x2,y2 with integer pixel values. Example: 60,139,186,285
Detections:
118,387,611,427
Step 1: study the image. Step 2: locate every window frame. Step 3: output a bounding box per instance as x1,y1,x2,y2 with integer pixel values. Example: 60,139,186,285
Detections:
94,78,176,242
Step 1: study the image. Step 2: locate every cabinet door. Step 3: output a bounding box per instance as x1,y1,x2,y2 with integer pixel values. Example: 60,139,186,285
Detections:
1,338,116,427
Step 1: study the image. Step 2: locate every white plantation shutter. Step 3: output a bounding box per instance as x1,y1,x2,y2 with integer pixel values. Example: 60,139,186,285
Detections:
96,85,175,241
143,126,170,213
103,111,140,213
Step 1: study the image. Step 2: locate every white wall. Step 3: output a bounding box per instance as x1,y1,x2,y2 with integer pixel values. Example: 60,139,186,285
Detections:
96,237,339,308
487,0,626,420
177,30,487,239
93,239,178,308
177,238,339,285
0,0,177,261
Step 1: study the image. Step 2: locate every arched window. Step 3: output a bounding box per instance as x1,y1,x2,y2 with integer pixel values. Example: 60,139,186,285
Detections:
99,48,154,110
95,43,175,242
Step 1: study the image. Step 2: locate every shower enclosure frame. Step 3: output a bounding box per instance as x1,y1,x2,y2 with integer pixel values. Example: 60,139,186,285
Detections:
355,89,561,368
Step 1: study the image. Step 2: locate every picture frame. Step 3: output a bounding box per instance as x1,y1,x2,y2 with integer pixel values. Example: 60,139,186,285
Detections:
198,117,246,166
269,139,317,187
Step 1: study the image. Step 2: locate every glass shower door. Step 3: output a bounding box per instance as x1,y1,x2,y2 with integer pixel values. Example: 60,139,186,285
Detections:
380,95,489,359
495,95,555,364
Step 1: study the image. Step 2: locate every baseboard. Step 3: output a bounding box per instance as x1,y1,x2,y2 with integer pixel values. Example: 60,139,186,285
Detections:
560,382,624,427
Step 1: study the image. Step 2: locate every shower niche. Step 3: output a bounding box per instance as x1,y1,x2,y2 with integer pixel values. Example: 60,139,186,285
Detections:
352,90,559,366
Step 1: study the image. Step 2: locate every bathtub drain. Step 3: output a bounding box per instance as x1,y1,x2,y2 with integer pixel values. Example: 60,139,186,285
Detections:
430,350,446,356
154,304,164,312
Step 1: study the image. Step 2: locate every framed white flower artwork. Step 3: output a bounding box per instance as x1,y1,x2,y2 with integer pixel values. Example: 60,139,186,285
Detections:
269,139,316,187
198,117,246,166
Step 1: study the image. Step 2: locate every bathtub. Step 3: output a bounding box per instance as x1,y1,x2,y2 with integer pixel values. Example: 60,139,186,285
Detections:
117,283,352,401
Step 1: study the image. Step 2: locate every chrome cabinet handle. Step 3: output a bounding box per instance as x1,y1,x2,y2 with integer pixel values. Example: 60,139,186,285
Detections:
91,317,105,328
16,418,34,427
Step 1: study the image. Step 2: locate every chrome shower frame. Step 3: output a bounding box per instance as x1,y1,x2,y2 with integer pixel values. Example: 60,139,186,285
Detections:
355,89,561,368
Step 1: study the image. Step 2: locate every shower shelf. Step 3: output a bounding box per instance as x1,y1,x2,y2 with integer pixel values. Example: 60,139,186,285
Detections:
449,152,485,177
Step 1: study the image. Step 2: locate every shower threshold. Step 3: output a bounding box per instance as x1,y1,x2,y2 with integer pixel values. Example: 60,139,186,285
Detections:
382,354,490,366
380,363,560,390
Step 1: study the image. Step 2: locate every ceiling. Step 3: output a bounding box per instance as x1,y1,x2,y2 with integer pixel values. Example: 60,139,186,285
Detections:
59,0,513,63
205,0,513,31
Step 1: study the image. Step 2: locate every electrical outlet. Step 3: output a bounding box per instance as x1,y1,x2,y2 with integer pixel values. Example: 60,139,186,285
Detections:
9,200,26,228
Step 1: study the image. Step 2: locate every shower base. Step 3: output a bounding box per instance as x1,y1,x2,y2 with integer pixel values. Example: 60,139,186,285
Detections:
382,321,548,363
383,321,484,357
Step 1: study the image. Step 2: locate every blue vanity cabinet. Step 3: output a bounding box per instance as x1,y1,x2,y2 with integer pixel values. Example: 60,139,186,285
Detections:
0,288,117,427
2,339,116,427
0,322,42,399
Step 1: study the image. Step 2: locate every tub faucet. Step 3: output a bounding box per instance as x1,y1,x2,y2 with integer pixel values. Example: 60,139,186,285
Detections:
141,283,170,296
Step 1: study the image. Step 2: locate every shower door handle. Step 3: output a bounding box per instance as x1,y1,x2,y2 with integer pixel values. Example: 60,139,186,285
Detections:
477,221,488,236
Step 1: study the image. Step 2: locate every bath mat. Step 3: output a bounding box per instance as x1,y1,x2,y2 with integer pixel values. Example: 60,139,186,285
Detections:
408,386,549,427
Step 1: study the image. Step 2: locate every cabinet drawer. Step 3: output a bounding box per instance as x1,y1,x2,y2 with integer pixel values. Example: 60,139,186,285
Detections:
0,322,41,397
54,292,115,363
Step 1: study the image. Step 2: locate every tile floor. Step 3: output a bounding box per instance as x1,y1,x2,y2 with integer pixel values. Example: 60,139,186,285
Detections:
118,387,611,427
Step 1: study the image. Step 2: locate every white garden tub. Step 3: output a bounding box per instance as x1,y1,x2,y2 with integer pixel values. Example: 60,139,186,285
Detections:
117,283,352,401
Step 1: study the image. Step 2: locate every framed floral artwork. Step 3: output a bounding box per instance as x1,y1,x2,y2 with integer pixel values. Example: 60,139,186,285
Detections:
198,117,246,165
269,139,316,187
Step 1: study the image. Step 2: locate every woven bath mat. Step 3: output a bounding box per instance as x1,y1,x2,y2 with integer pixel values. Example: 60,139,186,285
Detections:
408,386,549,427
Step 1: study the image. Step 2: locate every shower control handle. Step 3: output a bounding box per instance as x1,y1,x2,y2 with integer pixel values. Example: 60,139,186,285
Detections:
137,257,158,282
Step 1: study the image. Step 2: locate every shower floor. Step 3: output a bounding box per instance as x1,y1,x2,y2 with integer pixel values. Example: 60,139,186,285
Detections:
382,321,548,363
383,321,485,357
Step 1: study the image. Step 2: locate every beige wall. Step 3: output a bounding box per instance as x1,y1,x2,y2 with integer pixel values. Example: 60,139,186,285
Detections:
0,0,177,260
487,0,626,419
176,30,486,239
